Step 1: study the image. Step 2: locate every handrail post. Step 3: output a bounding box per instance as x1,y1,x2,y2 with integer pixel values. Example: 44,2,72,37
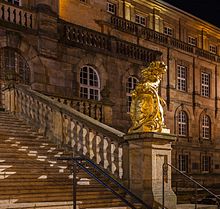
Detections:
195,183,197,209
72,160,77,209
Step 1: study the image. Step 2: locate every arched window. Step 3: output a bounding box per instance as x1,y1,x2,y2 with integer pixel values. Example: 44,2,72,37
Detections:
80,65,100,100
201,115,211,139
126,76,138,112
0,48,30,84
178,111,188,136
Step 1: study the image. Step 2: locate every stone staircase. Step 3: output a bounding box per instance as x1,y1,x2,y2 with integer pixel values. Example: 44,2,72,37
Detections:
0,111,129,209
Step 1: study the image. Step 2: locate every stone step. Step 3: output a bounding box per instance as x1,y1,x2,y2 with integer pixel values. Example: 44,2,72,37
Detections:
0,201,73,209
177,204,217,209
0,111,129,208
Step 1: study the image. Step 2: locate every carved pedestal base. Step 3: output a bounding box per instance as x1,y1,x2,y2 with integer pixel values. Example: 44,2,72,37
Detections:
124,132,177,209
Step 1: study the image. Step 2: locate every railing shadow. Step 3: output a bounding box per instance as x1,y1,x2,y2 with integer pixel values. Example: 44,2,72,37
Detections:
162,163,220,209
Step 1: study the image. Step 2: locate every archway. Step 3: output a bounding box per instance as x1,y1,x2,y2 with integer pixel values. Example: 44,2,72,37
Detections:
0,47,30,108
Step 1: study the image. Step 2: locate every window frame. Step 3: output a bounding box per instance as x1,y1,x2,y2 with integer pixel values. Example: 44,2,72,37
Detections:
209,44,217,54
163,26,173,36
178,111,188,137
201,155,211,173
188,36,197,46
201,115,211,140
107,2,116,15
177,64,187,92
79,65,101,101
126,76,138,113
178,154,189,173
135,14,146,27
201,72,210,97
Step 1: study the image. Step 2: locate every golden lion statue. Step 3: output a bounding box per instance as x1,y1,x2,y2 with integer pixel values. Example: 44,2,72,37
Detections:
129,61,167,133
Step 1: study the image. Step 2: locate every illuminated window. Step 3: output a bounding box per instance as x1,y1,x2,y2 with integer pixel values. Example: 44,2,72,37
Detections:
80,66,100,100
178,111,188,136
135,14,146,26
4,0,20,6
201,115,211,139
177,65,187,92
201,155,211,173
209,45,217,54
201,72,210,97
164,26,173,36
188,36,197,46
179,154,188,172
107,2,116,14
126,76,138,112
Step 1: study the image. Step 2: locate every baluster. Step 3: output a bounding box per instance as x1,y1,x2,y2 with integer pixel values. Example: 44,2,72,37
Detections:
96,135,101,165
82,126,88,155
76,122,83,154
70,119,77,152
88,130,95,160
7,7,10,22
91,131,97,162
112,142,120,178
118,146,123,179
19,11,21,25
98,135,105,168
29,14,32,28
24,12,27,27
0,5,5,20
104,137,112,171
13,9,16,23
62,114,69,144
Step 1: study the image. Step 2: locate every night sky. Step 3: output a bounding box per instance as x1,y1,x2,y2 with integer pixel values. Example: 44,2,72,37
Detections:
162,0,220,28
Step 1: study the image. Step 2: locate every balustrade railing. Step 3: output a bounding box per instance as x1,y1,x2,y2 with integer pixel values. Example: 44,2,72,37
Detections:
59,19,161,62
3,84,125,179
50,96,112,125
0,1,35,29
163,163,220,209
110,15,220,63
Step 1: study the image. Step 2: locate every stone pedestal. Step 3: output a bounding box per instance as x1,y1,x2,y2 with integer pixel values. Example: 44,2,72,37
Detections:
124,132,177,209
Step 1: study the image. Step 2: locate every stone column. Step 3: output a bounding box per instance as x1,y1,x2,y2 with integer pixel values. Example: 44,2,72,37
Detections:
124,132,177,209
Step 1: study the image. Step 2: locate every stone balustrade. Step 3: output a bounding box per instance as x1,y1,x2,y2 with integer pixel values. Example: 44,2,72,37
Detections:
59,19,161,63
110,15,220,63
50,96,113,125
3,84,125,179
0,1,36,29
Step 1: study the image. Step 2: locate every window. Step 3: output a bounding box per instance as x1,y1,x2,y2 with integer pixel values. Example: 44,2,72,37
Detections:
126,76,138,112
80,66,100,100
107,2,116,14
164,26,173,36
201,72,210,97
179,154,188,172
202,115,211,139
188,36,197,46
0,48,30,84
4,0,20,6
135,14,146,26
177,65,187,92
209,45,217,54
178,111,188,136
201,155,211,173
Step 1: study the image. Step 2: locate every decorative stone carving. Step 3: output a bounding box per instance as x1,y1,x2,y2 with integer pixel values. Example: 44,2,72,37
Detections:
129,61,167,133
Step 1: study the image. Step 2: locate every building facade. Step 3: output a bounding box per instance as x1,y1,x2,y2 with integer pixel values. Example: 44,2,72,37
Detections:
1,0,220,187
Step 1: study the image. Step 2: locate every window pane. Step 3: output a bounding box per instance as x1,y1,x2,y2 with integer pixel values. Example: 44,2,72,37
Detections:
79,66,100,100
178,111,187,136
126,76,139,112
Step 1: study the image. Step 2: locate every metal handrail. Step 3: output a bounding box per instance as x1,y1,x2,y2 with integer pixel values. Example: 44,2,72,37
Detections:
59,156,152,209
162,163,220,209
